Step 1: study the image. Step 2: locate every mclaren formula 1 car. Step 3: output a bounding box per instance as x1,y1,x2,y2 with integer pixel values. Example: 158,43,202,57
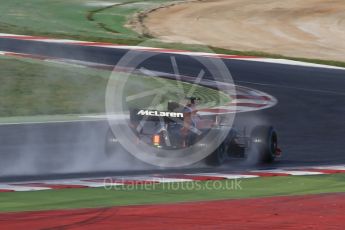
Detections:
105,97,281,166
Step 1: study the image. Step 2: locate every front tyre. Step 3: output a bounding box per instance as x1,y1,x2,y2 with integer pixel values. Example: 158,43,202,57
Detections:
205,142,227,166
250,126,278,163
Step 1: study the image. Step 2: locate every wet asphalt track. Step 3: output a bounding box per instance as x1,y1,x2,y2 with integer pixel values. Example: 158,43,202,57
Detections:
1,38,345,181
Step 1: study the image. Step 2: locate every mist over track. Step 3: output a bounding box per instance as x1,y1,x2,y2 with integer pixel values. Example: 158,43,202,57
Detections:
1,37,345,179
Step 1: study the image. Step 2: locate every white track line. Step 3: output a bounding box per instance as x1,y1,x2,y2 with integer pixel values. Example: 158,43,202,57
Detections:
120,176,193,183
187,173,258,179
1,165,345,192
42,180,108,188
0,184,50,191
250,169,324,176
1,33,344,70
234,58,345,70
312,166,345,170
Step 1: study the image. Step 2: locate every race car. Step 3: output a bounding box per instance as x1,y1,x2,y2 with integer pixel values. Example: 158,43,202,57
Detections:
105,97,281,166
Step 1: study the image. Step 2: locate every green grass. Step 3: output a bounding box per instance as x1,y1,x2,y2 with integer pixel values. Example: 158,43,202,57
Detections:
1,174,345,212
1,0,345,67
0,0,172,43
0,55,109,116
0,55,230,117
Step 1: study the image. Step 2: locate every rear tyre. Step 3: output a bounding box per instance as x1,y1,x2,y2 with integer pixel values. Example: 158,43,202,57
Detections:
250,126,278,163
